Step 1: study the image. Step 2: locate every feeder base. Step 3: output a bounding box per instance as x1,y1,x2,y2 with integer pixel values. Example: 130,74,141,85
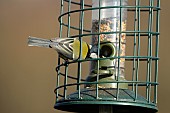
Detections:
54,88,158,113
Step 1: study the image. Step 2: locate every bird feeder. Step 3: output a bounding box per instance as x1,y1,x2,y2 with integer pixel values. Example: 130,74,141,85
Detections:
54,0,160,113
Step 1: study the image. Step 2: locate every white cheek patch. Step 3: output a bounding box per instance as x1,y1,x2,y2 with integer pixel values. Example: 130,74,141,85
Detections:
90,53,98,58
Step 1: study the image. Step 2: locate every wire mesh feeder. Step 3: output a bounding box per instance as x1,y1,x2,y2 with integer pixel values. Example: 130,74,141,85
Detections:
54,0,160,113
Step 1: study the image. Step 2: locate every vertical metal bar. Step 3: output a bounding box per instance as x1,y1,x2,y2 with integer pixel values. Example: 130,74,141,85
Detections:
56,58,61,101
132,0,138,92
132,0,138,91
114,1,118,88
135,0,141,101
67,0,71,37
146,0,151,101
59,0,64,38
154,0,160,104
146,0,153,103
96,0,101,99
116,0,123,100
149,0,154,103
63,0,70,100
64,64,68,99
56,0,64,102
77,0,84,99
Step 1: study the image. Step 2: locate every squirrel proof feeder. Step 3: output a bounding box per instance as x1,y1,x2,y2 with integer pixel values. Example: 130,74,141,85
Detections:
54,0,160,113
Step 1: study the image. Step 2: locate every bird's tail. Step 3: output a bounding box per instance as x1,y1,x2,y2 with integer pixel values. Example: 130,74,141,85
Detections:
28,36,51,48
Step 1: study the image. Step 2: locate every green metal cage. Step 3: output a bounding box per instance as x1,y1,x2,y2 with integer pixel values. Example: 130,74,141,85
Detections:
54,0,160,113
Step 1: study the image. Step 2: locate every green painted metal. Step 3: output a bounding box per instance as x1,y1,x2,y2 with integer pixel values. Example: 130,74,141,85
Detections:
54,0,160,113
54,88,158,113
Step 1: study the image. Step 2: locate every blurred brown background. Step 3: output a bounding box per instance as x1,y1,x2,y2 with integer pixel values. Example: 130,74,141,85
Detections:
0,0,169,113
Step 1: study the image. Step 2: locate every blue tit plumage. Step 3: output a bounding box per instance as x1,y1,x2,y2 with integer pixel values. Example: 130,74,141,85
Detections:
89,45,98,58
28,36,90,60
